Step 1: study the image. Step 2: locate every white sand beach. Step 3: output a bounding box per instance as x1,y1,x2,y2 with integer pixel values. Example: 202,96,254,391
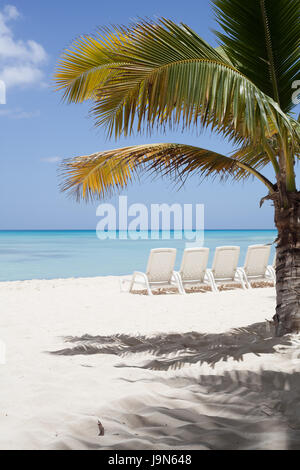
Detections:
0,277,300,450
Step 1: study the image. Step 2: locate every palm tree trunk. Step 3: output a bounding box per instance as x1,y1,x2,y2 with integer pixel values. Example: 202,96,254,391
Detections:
273,191,300,336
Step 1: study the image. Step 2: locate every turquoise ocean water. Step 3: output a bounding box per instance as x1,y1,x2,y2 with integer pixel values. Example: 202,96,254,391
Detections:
0,230,277,282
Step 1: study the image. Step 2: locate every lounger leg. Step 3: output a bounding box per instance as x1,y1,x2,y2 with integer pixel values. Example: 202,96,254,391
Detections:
238,268,251,289
129,273,136,293
172,272,185,294
212,279,219,293
266,266,276,283
271,267,276,284
236,270,247,290
179,279,186,295
245,277,251,289
145,277,153,296
207,271,218,293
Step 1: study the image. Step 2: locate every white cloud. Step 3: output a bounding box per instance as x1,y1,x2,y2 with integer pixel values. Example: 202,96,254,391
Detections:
4,5,20,20
41,157,62,163
0,4,47,88
1,65,44,87
0,107,40,118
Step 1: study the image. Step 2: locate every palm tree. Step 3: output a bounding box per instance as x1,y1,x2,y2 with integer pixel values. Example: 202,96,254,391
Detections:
55,0,300,336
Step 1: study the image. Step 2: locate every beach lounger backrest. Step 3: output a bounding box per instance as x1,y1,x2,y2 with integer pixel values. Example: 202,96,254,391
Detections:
146,248,177,282
243,245,271,276
211,246,240,279
179,247,209,281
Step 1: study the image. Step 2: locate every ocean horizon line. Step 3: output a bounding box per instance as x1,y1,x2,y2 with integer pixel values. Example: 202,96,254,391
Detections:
0,228,277,232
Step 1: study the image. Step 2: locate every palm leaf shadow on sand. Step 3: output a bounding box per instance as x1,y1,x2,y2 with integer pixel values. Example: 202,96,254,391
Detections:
49,323,300,450
95,369,300,450
49,369,300,450
51,322,291,370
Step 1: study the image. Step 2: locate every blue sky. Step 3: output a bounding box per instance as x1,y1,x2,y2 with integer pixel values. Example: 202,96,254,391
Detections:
0,0,298,230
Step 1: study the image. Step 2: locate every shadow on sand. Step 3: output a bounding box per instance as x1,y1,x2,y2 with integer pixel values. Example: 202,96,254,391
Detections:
50,323,300,450
95,369,300,450
51,321,290,369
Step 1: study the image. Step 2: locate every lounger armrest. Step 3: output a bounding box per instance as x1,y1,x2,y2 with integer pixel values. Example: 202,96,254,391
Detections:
266,265,276,280
236,267,247,281
204,269,218,293
120,273,144,293
237,267,246,276
205,268,213,279
205,268,212,278
172,271,182,283
133,271,147,278
172,271,185,295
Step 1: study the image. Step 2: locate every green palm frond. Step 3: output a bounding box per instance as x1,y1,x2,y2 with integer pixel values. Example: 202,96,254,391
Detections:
55,19,227,104
55,18,298,151
212,0,300,114
55,14,300,195
54,26,132,103
92,56,291,143
60,143,275,201
231,143,273,171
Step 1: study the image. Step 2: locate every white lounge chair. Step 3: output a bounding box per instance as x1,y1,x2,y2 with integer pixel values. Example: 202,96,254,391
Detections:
239,244,272,288
175,247,210,293
123,248,182,296
266,253,276,281
207,246,246,292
